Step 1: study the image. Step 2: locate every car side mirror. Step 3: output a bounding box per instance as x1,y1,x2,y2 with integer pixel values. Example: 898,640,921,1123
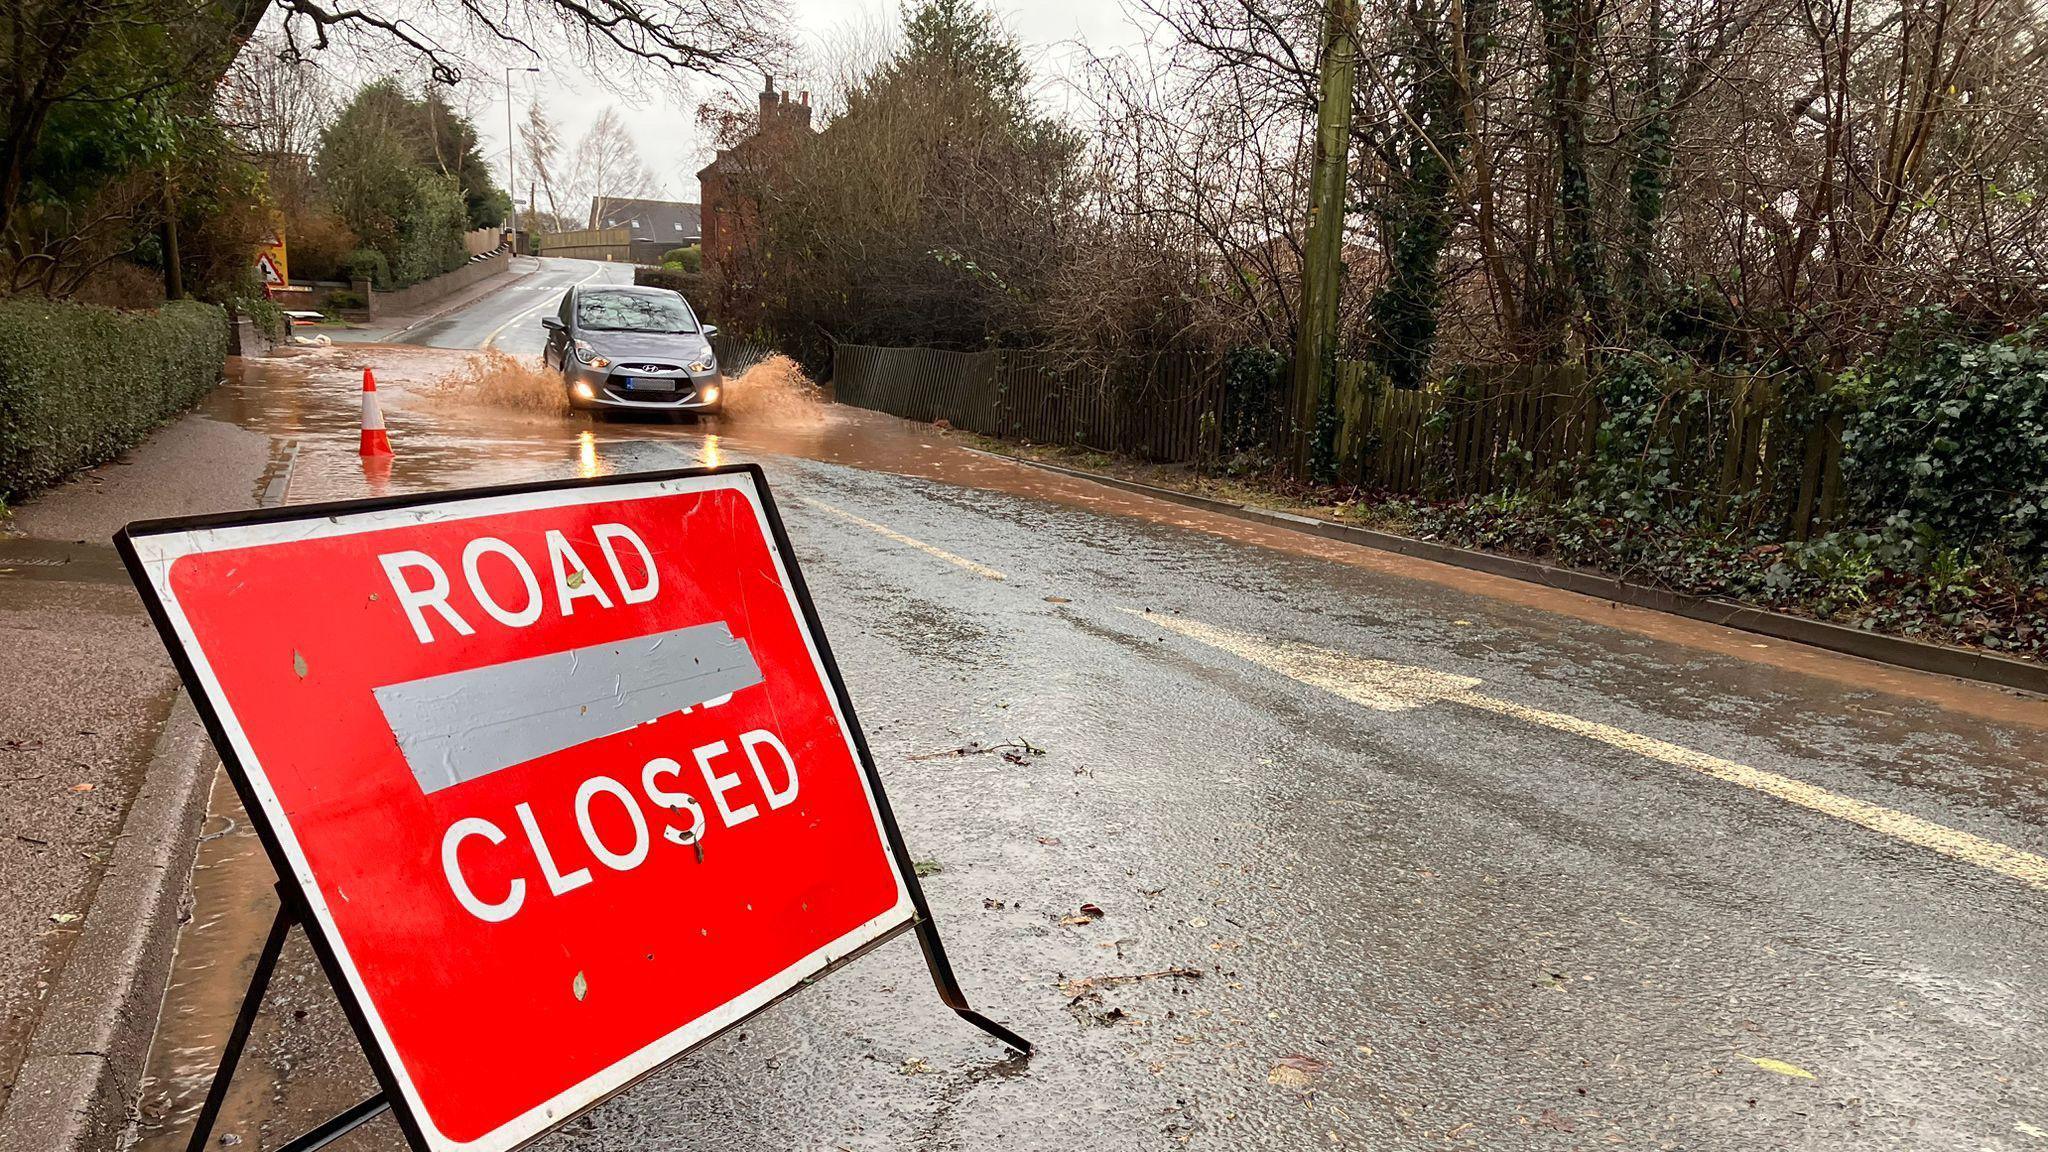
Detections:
701,325,718,337
541,317,564,331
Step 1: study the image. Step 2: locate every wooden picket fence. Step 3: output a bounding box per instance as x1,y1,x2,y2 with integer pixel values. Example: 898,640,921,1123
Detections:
831,345,1847,536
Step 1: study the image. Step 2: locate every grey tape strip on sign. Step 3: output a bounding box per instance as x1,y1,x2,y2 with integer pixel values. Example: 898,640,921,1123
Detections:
373,621,765,794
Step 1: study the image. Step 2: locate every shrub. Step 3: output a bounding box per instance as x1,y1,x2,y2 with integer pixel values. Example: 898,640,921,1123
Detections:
662,244,702,273
0,299,228,498
237,295,287,342
634,266,707,301
1217,346,1284,469
324,289,367,312
392,172,468,286
287,208,361,283
341,248,390,288
1840,313,2048,564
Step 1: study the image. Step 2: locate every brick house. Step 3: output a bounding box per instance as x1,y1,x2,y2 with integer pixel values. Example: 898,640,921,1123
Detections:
696,77,815,271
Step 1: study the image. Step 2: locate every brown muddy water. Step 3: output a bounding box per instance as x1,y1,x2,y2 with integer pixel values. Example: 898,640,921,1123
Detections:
129,771,283,1150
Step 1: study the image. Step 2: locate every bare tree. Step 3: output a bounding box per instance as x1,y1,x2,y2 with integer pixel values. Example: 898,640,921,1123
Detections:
217,36,335,215
1049,0,2048,373
520,98,566,224
568,107,658,224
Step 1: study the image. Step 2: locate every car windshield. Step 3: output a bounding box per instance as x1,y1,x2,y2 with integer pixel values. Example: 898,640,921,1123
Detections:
577,291,698,334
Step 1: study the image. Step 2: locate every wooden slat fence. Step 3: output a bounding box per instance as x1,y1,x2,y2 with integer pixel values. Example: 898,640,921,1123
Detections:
833,345,1223,462
832,344,1844,535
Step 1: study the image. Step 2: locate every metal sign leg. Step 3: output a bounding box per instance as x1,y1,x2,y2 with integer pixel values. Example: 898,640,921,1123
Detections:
913,916,1032,1055
183,902,292,1152
181,894,391,1151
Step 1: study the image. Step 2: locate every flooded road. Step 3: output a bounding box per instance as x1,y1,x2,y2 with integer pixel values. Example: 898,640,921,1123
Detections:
130,264,2048,1151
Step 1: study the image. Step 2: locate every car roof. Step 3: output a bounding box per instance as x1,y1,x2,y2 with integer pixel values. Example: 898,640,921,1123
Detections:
575,284,677,298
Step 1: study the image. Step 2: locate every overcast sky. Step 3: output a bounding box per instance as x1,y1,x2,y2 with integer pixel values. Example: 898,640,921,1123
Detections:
470,1,1153,211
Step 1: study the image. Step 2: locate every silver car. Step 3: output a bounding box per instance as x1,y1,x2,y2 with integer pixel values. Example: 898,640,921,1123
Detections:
541,285,724,415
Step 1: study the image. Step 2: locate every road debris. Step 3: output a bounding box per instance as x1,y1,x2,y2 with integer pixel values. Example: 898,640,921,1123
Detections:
908,739,1045,762
1059,967,1202,994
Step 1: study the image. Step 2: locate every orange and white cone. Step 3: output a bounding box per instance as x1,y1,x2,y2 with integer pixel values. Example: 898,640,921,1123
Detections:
359,367,393,456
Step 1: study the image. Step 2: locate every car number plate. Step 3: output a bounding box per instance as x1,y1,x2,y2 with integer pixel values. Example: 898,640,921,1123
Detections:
622,377,676,393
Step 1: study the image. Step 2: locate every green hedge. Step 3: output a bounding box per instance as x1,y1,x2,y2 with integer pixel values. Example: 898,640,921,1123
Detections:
0,298,229,499
633,265,708,302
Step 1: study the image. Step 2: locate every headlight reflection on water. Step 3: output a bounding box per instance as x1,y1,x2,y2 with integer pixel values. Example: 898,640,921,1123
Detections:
576,429,600,478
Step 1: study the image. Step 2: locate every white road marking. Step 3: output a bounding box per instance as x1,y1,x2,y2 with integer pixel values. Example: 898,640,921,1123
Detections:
483,264,610,348
1143,612,2048,893
801,499,1006,581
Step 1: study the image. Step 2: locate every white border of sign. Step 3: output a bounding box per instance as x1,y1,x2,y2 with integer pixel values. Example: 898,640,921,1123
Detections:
129,471,916,1152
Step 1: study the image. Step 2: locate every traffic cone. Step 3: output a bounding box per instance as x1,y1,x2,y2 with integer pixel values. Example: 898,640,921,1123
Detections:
359,367,393,456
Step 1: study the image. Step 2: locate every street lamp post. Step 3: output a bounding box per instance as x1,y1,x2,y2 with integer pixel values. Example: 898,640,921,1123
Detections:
506,66,540,246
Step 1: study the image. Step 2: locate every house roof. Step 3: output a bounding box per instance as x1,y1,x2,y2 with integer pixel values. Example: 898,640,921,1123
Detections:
589,197,702,240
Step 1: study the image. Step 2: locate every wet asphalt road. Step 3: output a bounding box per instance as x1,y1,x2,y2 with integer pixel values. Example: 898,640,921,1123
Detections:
130,261,2048,1151
337,256,632,354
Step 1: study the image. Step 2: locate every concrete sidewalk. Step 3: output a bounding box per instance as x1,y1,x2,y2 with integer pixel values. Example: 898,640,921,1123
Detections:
0,378,285,1147
325,254,538,345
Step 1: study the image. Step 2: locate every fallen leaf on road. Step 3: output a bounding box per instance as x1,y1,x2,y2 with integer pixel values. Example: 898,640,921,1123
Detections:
1035,836,1061,846
70,782,94,793
1059,903,1105,926
899,1057,931,1075
572,971,588,1001
1044,596,1071,604
1188,917,1209,928
1,739,44,753
48,913,79,925
913,859,943,877
1266,1055,1329,1088
1742,1055,1815,1080
2015,1120,2047,1139
1064,990,1130,1027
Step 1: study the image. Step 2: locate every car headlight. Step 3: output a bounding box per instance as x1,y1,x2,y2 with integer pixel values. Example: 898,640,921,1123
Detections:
687,346,716,374
573,339,610,369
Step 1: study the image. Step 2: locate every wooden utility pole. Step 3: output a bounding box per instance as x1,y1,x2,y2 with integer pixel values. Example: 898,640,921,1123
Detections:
1291,0,1359,475
162,166,184,300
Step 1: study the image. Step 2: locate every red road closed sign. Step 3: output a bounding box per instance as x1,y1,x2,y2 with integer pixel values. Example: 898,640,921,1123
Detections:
117,467,1002,1151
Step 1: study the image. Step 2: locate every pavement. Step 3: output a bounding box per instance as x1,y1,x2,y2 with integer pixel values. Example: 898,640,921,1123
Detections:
0,387,281,1112
8,257,2046,1152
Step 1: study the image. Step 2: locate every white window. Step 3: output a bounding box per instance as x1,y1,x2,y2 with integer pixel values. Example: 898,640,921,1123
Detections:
674,223,684,231
630,219,641,228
